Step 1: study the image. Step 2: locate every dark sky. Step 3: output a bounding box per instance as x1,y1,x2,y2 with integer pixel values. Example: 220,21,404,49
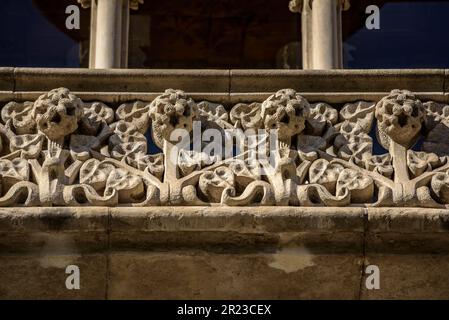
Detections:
344,1,449,68
0,0,79,67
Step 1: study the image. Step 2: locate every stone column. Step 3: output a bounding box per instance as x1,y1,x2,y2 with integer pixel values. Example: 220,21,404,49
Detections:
95,0,124,68
311,0,339,69
88,0,97,68
78,0,143,69
289,0,349,70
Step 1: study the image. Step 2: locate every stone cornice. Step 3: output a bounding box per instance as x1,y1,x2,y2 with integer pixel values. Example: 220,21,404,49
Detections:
1,68,447,103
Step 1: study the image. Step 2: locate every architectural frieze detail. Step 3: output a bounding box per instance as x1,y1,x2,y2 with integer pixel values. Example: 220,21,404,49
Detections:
1,87,449,208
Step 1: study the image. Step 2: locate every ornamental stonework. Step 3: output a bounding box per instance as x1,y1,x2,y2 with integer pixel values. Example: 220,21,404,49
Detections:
1,87,449,208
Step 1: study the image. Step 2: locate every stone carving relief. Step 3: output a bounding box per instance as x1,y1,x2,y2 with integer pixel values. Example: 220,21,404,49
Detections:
2,87,449,208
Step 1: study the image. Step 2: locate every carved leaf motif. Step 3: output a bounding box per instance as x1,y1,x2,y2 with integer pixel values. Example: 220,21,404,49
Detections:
334,121,373,166
1,101,36,135
309,159,344,194
307,102,338,135
229,103,262,130
198,101,230,127
310,102,338,124
339,101,375,133
407,150,444,178
0,158,29,193
431,171,449,203
228,159,260,188
70,134,100,161
199,166,234,203
79,159,115,191
178,149,220,176
335,121,367,137
81,102,114,135
423,101,449,129
336,168,374,203
116,101,150,134
364,154,393,178
10,134,44,159
109,121,147,145
128,153,164,180
111,141,147,164
105,168,145,203
337,138,372,166
297,135,326,154
109,121,147,165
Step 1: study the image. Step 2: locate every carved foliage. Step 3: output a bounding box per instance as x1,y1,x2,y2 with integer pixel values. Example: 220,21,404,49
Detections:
1,87,449,208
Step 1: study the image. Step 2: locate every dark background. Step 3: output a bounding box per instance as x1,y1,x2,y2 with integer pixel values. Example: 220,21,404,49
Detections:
1,0,449,68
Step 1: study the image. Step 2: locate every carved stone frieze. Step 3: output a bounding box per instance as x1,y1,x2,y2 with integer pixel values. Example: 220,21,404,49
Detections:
1,87,449,207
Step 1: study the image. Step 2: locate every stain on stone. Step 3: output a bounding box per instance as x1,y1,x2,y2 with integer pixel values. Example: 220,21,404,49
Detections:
268,246,315,273
40,213,72,231
37,233,80,268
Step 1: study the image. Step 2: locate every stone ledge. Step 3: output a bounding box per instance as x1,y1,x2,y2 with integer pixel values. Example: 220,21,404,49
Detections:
1,207,449,252
230,69,446,94
1,68,448,103
0,207,449,299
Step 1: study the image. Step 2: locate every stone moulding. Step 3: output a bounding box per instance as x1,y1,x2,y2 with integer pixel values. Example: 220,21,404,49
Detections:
1,69,449,208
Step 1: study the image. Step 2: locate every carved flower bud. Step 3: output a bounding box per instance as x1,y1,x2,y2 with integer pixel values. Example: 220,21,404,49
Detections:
375,89,425,148
32,88,84,141
261,89,310,144
149,89,198,148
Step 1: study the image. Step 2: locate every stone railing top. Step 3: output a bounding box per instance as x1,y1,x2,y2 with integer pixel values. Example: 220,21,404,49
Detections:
1,206,449,254
1,68,448,103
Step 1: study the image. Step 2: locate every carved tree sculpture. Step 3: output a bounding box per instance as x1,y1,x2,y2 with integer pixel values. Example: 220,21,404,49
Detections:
1,87,449,208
